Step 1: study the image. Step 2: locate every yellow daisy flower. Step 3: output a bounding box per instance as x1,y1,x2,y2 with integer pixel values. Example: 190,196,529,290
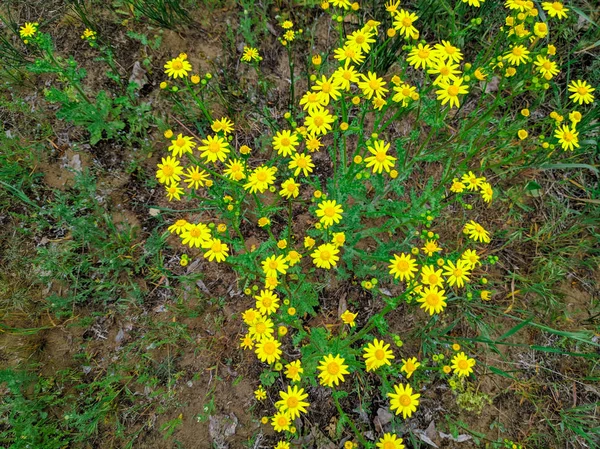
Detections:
317,354,349,387
388,383,420,419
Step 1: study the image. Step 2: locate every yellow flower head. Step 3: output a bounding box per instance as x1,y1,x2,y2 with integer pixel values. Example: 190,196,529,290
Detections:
317,354,349,387
451,352,476,377
388,383,420,419
363,338,395,372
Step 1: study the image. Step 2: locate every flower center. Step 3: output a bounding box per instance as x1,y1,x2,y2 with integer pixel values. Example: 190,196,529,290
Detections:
280,137,291,147
263,342,275,354
402,88,411,96
369,79,380,90
428,274,439,284
399,394,411,406
320,250,331,261
256,322,266,333
287,397,299,408
190,228,201,238
256,171,268,182
448,85,459,96
212,242,222,252
396,260,409,271
402,17,413,27
176,137,186,147
458,359,469,370
287,184,296,192
563,132,573,141
577,87,587,95
313,116,324,127
327,362,339,375
209,142,221,153
321,82,332,93
384,442,396,449
296,158,307,167
512,47,523,56
375,349,385,360
262,297,272,307
440,66,450,76
172,60,183,70
343,71,352,80
426,293,440,306
269,260,278,269
453,268,463,277
375,151,387,162
552,2,563,11
324,206,336,217
418,49,430,59
162,165,174,176
406,361,415,371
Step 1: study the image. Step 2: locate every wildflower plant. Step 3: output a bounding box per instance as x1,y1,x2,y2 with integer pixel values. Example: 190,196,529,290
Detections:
151,0,595,446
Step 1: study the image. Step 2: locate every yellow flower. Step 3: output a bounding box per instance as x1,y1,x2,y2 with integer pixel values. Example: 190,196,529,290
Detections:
255,290,280,315
299,91,328,114
334,44,365,65
168,219,189,235
427,58,461,86
272,129,299,156
271,411,291,432
156,156,184,185
258,217,271,227
304,105,336,136
164,57,192,78
480,182,494,203
280,178,300,199
312,54,322,65
376,433,405,449
211,117,235,134
254,386,267,400
332,232,346,247
534,55,559,79
358,72,388,99
434,40,463,63
199,135,230,163
244,165,277,193
534,22,549,38
392,83,418,106
481,290,492,300
443,260,471,288
450,179,466,193
463,220,491,243
421,240,442,257
286,250,302,266
435,77,469,108
239,144,252,155
242,308,260,325
392,10,419,39
81,28,97,40
317,354,349,387
240,333,253,349
542,1,568,19
312,75,343,104
451,352,476,377
274,441,290,449
518,129,528,140
554,125,579,151
461,249,480,269
364,139,396,174
417,285,448,315
388,383,420,419
388,253,418,281
443,365,452,374
363,338,395,372
165,183,184,201
19,22,38,38
304,134,324,152
407,43,435,69
316,199,343,228
420,265,444,288
180,223,212,248
223,159,246,181
289,153,315,177
503,45,531,66
255,337,282,364
347,28,376,53
311,243,340,269
461,171,484,190
275,385,310,419
249,315,274,341
169,134,196,157
285,360,303,382
261,254,289,278
567,80,595,105
400,357,420,379
341,310,357,327
304,236,315,249
203,238,229,262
